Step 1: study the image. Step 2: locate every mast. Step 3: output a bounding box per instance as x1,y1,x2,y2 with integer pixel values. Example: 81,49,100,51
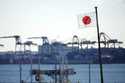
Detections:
95,6,104,83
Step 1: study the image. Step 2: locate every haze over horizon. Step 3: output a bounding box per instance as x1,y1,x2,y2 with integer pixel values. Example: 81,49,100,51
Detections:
0,0,125,51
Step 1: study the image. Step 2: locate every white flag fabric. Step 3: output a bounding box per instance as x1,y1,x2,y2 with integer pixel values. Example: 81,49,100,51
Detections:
78,12,96,28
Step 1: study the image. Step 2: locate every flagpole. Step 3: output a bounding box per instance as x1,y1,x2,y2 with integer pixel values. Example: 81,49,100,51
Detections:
95,6,104,83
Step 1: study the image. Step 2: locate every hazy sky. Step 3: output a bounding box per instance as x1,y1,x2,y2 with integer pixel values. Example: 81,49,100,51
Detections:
0,0,125,51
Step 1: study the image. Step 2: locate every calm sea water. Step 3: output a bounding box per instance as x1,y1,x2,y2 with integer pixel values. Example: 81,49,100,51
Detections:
0,64,125,83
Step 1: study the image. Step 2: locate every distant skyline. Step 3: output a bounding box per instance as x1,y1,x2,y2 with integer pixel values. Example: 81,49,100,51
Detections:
0,0,125,51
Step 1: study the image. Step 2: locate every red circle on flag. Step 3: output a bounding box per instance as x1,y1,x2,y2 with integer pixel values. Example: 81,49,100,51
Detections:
82,16,91,25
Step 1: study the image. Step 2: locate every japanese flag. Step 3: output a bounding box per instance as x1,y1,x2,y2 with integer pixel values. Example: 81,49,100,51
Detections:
78,12,96,28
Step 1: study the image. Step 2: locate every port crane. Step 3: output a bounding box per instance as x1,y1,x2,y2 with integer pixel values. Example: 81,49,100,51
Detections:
66,35,79,52
28,36,50,62
0,35,22,51
28,36,50,72
66,32,123,49
0,35,23,83
100,32,123,48
23,41,37,83
0,35,22,64
67,35,96,50
72,35,79,52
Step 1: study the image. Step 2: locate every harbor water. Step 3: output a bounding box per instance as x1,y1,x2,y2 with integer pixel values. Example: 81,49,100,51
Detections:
0,64,125,83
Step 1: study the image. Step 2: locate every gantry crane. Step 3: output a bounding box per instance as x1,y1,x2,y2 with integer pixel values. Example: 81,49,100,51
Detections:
0,35,22,51
23,41,37,83
67,35,96,50
28,36,51,55
66,35,80,52
99,32,123,48
99,32,110,47
0,35,23,83
28,36,50,78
